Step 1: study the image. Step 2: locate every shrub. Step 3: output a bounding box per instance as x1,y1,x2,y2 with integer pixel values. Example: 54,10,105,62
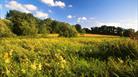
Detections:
0,19,15,37
59,24,78,37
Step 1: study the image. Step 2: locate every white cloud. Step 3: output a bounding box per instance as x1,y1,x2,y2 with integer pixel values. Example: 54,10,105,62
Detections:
24,4,37,11
68,5,73,8
77,17,87,22
5,1,31,13
55,1,65,8
67,15,73,19
5,1,49,19
41,0,66,8
35,11,48,19
82,17,87,20
41,0,55,6
5,1,37,13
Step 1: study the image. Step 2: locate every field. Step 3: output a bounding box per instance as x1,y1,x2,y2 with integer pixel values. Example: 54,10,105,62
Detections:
0,35,138,77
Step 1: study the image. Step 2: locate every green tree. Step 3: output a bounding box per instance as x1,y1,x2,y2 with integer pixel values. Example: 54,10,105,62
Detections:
0,19,15,37
123,29,135,37
116,27,124,36
6,10,38,35
135,31,138,34
38,18,53,34
75,24,83,33
59,23,78,37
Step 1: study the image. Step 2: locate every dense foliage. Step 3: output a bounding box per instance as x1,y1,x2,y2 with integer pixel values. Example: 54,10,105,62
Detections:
0,10,136,38
75,24,85,34
6,10,38,35
0,37,138,77
5,10,78,37
59,23,78,37
0,19,15,37
82,25,135,37
1,8,138,77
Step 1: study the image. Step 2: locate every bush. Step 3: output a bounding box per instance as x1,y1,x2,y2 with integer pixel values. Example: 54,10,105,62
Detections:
59,23,78,37
0,19,15,37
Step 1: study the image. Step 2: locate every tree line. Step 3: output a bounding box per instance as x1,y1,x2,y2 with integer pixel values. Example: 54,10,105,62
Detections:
0,10,137,38
0,10,77,37
75,24,138,37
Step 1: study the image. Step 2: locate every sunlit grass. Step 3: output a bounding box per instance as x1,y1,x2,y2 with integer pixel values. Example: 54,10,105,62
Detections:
0,35,137,77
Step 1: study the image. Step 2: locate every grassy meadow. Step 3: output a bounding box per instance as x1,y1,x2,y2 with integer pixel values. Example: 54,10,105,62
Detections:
0,35,138,77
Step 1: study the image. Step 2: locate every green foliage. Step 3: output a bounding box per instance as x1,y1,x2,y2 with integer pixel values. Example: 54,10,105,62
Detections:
135,31,138,35
0,37,138,77
89,25,135,37
78,40,138,60
38,18,53,34
123,29,135,37
0,19,15,37
5,10,78,37
59,23,78,37
50,20,62,33
6,10,38,35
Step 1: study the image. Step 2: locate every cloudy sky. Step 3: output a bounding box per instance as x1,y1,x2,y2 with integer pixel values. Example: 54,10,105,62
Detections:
0,0,138,30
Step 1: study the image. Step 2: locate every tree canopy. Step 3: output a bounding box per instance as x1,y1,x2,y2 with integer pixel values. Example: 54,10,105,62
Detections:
5,10,78,37
6,10,38,35
0,10,136,38
0,19,15,37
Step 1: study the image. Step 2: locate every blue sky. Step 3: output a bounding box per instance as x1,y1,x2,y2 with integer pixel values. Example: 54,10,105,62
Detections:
0,0,138,30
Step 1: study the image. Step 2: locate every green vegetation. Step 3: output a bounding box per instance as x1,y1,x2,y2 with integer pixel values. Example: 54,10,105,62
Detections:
0,36,138,77
5,10,78,37
1,10,137,38
6,10,38,35
83,25,135,37
0,19,15,37
0,10,138,77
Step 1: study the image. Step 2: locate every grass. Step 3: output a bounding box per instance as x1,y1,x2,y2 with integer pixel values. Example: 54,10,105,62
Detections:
0,35,138,77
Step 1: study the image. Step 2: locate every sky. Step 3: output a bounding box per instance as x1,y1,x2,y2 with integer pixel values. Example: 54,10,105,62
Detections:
0,0,138,30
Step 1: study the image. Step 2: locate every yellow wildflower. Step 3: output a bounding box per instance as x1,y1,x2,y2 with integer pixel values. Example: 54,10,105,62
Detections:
21,69,26,73
9,49,13,56
59,56,64,61
31,63,36,70
5,58,10,63
38,63,42,70
6,68,10,75
4,52,9,58
4,52,11,63
118,58,124,63
60,63,65,69
61,59,66,64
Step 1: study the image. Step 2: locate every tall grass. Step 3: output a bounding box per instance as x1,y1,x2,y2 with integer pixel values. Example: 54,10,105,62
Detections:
0,37,138,77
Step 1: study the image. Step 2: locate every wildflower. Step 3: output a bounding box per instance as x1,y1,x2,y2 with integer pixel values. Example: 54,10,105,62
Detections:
118,58,124,63
61,59,66,64
21,69,26,73
6,68,10,75
59,56,64,61
60,63,65,69
4,52,11,63
31,63,36,70
38,63,42,70
9,49,13,56
5,58,10,63
4,52,9,58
